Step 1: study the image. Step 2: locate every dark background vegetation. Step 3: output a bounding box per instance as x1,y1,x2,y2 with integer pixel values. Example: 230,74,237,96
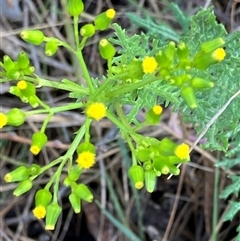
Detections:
1,0,240,241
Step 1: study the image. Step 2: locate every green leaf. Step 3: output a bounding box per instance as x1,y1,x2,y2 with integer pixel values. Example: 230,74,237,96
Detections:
219,175,240,199
223,201,240,221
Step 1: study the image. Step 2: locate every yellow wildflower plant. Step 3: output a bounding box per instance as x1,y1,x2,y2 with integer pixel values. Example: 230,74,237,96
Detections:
142,56,158,74
76,151,96,169
174,143,190,160
86,102,106,121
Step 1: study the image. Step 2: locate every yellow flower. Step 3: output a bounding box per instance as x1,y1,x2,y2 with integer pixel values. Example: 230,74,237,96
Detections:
106,9,116,19
174,143,190,160
86,102,106,121
142,56,158,74
0,113,7,128
76,151,96,169
153,105,163,115
30,145,41,155
4,174,12,183
33,205,46,219
17,80,27,90
212,48,226,62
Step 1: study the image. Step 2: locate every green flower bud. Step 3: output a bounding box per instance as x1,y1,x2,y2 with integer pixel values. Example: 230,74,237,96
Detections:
66,0,84,16
7,68,21,79
4,166,29,183
69,193,81,213
172,74,191,87
77,142,95,154
200,38,225,53
168,156,183,165
145,105,163,125
17,51,30,69
6,108,26,126
13,179,33,196
158,138,176,156
99,39,116,60
128,165,144,189
180,86,198,109
176,42,190,59
168,165,180,176
164,41,176,62
94,9,116,30
22,66,35,75
74,184,94,203
136,149,152,162
152,157,169,175
80,24,95,37
17,80,36,96
3,55,15,71
143,161,152,171
45,41,58,56
191,77,214,90
145,170,156,193
29,164,41,176
68,165,82,182
30,132,48,155
155,50,171,69
128,59,144,79
28,95,40,108
20,30,45,45
35,189,52,207
45,203,62,230
9,86,24,100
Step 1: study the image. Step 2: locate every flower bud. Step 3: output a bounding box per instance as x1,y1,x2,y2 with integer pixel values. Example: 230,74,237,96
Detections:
145,105,163,125
28,95,40,108
3,55,15,71
13,179,33,196
176,42,189,59
17,51,30,69
99,39,116,60
80,24,95,37
69,193,81,213
180,86,198,109
35,189,52,207
30,132,48,155
144,170,156,193
17,80,36,96
191,77,214,90
63,177,72,186
29,164,41,176
168,165,180,176
6,108,26,126
94,9,116,30
22,66,35,75
45,203,62,230
45,41,58,56
152,157,170,174
155,50,171,69
68,165,82,182
77,142,95,154
74,184,94,202
128,59,144,79
6,68,21,79
136,149,152,162
158,138,176,156
4,166,29,183
200,38,225,53
164,41,176,62
66,0,84,16
143,161,152,171
128,165,144,189
0,113,7,129
20,30,45,45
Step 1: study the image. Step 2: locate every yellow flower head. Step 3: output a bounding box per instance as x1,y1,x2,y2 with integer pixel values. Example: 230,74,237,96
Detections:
106,9,116,19
142,56,158,74
0,113,7,128
86,102,106,121
212,48,226,62
17,80,27,90
30,145,41,155
33,205,46,219
153,105,163,115
76,151,96,169
175,143,190,160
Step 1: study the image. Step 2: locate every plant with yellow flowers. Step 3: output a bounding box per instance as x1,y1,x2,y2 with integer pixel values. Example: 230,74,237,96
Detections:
1,0,240,236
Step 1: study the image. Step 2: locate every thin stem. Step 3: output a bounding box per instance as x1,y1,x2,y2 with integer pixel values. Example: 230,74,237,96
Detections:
84,118,92,142
40,112,54,133
74,16,80,51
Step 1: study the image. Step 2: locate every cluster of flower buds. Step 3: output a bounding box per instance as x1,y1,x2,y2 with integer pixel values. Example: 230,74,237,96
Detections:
111,37,226,109
4,164,41,196
2,51,35,79
63,164,94,214
129,137,190,192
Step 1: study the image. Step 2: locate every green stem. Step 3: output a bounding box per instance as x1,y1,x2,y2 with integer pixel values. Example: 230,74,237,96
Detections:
36,97,50,110
26,102,84,116
74,16,80,51
40,112,54,133
105,75,158,99
84,118,92,142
